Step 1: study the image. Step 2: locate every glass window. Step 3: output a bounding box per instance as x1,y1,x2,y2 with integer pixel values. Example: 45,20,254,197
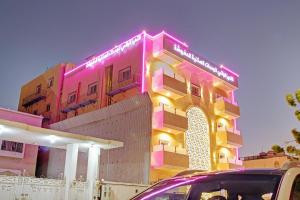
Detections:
290,175,300,200
87,82,97,95
1,141,24,153
47,77,54,88
67,92,76,104
118,67,131,82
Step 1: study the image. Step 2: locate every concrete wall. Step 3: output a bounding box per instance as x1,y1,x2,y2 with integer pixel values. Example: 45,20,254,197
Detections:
49,94,152,184
243,156,290,168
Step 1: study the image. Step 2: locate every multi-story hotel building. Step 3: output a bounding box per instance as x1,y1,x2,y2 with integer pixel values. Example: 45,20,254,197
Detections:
18,31,243,184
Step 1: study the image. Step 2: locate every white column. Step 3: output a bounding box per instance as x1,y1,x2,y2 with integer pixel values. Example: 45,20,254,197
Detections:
64,143,79,200
86,145,100,200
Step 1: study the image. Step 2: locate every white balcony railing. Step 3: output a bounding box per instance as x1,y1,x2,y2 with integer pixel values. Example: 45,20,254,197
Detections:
154,104,186,117
153,144,187,155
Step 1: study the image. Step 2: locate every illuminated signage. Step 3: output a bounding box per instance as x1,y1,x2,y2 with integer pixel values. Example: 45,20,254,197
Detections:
173,44,235,83
86,34,142,68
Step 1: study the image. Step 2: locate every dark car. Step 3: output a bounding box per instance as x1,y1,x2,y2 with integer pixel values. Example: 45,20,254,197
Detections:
131,165,300,200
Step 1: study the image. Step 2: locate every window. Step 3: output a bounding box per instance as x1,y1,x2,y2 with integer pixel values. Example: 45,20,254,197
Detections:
118,67,131,82
87,82,97,95
67,92,76,104
291,175,300,200
191,84,200,97
46,104,51,112
1,141,24,153
47,77,54,88
36,84,42,94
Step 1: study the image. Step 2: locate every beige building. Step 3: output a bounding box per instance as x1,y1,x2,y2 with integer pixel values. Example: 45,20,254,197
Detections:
18,31,243,184
242,151,294,169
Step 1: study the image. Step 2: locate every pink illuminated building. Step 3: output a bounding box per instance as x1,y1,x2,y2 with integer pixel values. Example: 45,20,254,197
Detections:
18,31,243,184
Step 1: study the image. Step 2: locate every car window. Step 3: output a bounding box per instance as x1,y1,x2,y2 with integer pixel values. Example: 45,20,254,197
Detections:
290,175,300,200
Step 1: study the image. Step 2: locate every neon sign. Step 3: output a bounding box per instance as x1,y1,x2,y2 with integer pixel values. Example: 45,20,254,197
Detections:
173,44,235,83
86,34,142,68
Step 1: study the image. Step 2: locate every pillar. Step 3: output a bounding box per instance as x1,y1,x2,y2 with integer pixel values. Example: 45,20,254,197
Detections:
64,143,79,200
86,145,100,200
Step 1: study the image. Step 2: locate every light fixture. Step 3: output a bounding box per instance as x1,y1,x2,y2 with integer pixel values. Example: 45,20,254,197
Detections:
48,135,59,144
0,125,6,134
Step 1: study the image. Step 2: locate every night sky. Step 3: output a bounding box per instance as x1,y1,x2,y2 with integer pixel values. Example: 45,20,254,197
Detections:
1,0,300,156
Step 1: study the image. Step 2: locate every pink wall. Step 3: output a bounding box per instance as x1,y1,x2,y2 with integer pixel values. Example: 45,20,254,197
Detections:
0,108,43,126
0,108,42,176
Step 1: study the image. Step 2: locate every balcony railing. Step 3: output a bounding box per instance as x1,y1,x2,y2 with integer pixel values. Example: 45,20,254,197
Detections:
151,145,189,169
214,97,240,119
153,104,188,133
107,74,140,96
61,94,97,113
152,144,187,155
152,69,187,99
154,104,186,117
216,127,243,147
22,90,47,107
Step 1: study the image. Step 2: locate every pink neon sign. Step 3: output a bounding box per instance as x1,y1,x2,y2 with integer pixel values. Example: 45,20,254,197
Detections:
86,34,142,68
64,32,144,76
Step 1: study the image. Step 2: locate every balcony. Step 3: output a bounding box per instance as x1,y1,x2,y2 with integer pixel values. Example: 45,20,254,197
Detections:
217,158,243,170
214,97,240,119
107,74,140,96
152,104,188,134
216,127,243,148
152,69,187,100
151,144,189,170
61,95,97,113
22,90,47,107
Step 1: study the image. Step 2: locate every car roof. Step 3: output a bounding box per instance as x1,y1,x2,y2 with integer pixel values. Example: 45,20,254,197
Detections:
174,168,285,179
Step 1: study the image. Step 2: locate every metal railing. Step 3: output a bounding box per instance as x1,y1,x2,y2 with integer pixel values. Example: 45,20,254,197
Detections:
22,90,47,107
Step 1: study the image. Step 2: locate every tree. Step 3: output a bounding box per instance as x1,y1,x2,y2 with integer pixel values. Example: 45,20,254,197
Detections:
272,90,300,157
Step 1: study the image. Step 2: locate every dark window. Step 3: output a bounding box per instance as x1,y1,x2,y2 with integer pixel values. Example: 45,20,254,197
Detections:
87,82,97,95
1,141,24,153
67,92,76,104
47,77,54,88
46,104,51,112
36,84,42,94
191,84,200,97
118,67,131,82
290,175,300,200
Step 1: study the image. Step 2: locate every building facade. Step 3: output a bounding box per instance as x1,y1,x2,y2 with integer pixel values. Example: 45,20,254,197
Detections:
18,31,243,183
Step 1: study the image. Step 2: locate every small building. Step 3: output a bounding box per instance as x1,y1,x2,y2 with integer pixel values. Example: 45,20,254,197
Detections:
0,107,122,199
241,151,296,168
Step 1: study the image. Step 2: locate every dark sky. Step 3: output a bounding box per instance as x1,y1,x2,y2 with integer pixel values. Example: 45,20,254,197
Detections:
1,0,300,156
